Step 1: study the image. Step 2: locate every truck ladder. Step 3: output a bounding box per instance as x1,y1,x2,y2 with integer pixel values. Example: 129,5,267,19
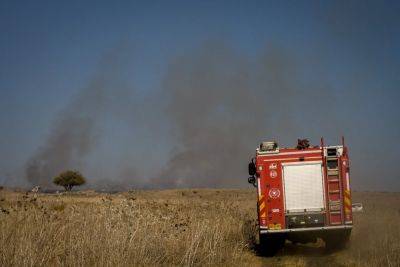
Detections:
325,154,344,225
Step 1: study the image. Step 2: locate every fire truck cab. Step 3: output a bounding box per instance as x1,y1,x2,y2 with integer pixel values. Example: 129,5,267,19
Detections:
248,138,352,255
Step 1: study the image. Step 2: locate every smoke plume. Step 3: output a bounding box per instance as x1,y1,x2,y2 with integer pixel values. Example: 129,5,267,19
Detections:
156,42,335,188
25,41,336,189
25,46,136,188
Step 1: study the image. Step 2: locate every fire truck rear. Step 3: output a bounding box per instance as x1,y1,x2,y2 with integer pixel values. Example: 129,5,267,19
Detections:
248,138,352,255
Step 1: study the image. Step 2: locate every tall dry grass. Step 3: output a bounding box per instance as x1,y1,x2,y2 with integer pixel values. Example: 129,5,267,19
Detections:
0,189,399,266
344,192,400,266
0,190,256,266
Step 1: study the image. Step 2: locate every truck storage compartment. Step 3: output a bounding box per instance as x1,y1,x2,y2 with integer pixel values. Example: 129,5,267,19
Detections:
282,163,325,213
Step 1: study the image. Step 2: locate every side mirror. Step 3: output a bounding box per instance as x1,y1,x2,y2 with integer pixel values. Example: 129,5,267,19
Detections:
248,159,256,176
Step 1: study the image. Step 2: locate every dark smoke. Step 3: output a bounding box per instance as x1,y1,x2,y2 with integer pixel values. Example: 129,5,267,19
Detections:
25,41,336,189
155,42,335,188
25,116,97,187
25,46,136,187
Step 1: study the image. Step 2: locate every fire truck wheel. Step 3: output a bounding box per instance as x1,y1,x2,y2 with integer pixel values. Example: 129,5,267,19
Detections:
324,229,351,252
259,234,285,257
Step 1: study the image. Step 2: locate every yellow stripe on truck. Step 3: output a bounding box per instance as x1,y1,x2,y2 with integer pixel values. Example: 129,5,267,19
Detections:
259,202,265,211
343,189,352,220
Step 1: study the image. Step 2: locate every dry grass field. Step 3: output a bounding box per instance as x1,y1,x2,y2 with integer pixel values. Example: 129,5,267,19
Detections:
0,188,399,266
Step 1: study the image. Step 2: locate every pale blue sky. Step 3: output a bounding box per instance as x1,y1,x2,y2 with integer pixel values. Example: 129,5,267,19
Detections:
1,1,399,190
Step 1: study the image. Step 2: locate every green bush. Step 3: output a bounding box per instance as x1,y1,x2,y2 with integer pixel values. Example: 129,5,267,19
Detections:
53,170,86,191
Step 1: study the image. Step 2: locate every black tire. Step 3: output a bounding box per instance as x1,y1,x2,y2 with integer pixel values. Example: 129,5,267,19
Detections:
324,229,351,252
258,234,285,257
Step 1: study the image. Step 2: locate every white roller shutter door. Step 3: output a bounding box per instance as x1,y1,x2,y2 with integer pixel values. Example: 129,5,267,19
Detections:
283,163,325,213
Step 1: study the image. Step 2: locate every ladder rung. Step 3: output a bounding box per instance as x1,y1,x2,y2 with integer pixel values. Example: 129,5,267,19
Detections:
330,221,342,225
328,179,339,182
329,200,341,204
329,190,340,193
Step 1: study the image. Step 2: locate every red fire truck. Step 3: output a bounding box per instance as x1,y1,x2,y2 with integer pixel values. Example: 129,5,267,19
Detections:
248,138,352,255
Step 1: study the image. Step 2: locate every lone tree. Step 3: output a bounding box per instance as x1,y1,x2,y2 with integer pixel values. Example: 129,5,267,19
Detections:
53,170,86,191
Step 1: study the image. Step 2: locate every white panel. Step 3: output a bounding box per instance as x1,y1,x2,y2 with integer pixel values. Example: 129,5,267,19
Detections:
283,163,325,212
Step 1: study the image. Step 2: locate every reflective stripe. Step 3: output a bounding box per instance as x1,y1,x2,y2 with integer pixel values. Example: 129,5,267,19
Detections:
343,189,352,218
258,150,321,156
259,194,266,218
263,157,322,162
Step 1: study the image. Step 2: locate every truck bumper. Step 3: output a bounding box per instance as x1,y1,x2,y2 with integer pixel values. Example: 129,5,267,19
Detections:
260,225,352,234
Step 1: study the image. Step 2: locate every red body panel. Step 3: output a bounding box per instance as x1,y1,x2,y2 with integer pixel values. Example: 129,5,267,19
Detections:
256,159,285,229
